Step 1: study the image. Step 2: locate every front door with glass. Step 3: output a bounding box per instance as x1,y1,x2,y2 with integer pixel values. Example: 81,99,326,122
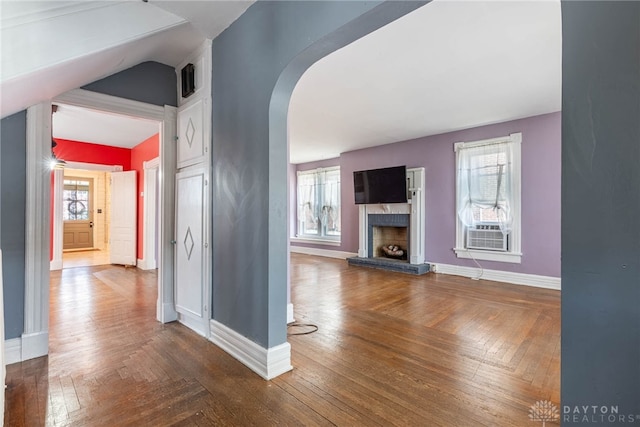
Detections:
63,177,94,250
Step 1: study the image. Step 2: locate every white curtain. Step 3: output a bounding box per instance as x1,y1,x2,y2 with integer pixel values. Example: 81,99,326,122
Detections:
297,171,317,234
297,168,340,236
457,141,513,233
321,169,340,234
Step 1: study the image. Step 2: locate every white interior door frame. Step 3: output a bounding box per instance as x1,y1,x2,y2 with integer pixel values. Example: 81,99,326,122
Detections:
53,89,178,324
140,157,160,270
23,89,177,362
51,163,123,270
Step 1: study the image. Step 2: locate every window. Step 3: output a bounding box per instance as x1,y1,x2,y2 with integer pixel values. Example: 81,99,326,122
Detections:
454,133,521,263
63,179,91,221
296,167,340,241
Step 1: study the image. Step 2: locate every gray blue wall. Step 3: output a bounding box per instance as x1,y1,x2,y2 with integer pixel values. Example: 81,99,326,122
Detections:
211,1,427,347
561,1,640,422
0,111,27,339
83,61,177,107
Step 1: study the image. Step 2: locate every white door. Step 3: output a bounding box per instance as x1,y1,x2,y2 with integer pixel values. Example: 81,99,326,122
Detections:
110,171,137,266
175,167,208,336
177,99,207,169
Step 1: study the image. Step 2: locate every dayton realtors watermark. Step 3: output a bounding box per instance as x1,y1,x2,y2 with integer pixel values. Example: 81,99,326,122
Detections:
562,405,640,424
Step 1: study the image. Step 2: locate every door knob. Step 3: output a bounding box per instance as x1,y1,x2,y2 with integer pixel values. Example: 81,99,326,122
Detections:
170,240,177,245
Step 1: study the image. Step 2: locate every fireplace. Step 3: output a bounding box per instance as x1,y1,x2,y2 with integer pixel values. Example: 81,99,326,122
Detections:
348,167,429,275
368,214,410,260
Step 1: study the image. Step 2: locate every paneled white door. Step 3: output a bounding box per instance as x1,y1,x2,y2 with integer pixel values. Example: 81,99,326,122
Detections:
175,167,208,336
110,171,137,266
177,99,207,169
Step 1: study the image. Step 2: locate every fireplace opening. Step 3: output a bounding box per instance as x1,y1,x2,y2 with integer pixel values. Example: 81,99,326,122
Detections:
372,226,408,260
367,213,410,262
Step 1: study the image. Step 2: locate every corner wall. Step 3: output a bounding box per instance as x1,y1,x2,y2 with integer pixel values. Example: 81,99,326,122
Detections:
561,1,640,414
0,111,27,339
211,0,427,349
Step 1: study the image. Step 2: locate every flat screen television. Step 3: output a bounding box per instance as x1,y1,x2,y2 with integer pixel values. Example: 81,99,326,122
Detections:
353,165,408,204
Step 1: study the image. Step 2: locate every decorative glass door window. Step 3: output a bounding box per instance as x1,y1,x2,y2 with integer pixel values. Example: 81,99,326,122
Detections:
63,179,91,221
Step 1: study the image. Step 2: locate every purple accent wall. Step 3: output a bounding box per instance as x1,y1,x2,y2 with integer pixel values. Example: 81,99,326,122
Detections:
292,112,561,277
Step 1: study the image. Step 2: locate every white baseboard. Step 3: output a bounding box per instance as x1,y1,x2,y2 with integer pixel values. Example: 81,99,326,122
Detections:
209,320,292,380
21,331,49,361
157,301,178,323
287,303,295,324
5,338,22,365
137,258,156,271
290,245,357,260
50,259,62,271
177,312,208,338
431,262,561,290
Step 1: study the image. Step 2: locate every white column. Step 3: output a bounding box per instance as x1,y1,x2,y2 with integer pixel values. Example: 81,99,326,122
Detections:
24,103,51,360
358,205,368,257
408,167,425,265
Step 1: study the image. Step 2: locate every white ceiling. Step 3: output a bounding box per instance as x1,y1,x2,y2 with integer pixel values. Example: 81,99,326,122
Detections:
2,1,561,162
52,103,160,148
288,0,562,164
0,0,252,117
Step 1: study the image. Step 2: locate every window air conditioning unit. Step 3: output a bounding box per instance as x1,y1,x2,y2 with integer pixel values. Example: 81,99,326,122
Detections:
466,224,508,251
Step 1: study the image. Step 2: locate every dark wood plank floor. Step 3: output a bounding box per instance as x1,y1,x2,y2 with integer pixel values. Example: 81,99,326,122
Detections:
5,254,560,426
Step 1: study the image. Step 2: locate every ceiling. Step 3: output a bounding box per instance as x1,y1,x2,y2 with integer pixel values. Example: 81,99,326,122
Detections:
2,1,561,161
288,0,561,164
52,103,160,148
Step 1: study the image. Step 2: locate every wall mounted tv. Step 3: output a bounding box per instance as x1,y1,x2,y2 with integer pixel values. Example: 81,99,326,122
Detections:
353,165,408,205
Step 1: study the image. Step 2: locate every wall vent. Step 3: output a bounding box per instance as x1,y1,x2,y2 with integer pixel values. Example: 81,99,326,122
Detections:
466,224,508,251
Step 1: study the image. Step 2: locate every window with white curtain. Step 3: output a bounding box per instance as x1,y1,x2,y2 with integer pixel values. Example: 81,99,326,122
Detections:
454,133,522,263
297,167,340,241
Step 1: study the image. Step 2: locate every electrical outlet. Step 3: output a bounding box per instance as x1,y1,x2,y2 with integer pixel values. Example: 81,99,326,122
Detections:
430,263,437,273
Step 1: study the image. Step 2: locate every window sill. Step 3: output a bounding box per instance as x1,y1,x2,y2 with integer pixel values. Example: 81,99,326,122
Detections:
291,236,341,247
454,247,522,264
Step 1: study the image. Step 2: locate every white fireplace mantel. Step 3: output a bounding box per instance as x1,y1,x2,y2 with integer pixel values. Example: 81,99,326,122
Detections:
357,167,425,265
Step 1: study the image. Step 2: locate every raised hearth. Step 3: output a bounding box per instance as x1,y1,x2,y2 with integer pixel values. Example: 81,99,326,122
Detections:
348,256,430,275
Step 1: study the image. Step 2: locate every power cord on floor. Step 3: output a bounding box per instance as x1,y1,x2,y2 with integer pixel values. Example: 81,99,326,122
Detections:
468,250,484,280
287,322,319,336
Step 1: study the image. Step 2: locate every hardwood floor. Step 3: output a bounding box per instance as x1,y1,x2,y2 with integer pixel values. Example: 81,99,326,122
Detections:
62,247,110,268
4,254,560,426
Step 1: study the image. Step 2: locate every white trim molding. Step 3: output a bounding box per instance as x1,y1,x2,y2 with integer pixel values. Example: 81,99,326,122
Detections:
24,103,51,361
4,338,22,365
50,168,64,271
287,303,295,324
54,88,176,325
290,237,341,247
158,106,178,323
290,245,357,260
140,157,159,271
55,89,166,121
431,262,561,290
453,248,522,264
21,331,49,361
63,161,123,172
210,320,292,380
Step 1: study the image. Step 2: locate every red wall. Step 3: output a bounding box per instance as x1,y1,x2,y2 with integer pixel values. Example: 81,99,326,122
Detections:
131,134,160,260
53,138,132,170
